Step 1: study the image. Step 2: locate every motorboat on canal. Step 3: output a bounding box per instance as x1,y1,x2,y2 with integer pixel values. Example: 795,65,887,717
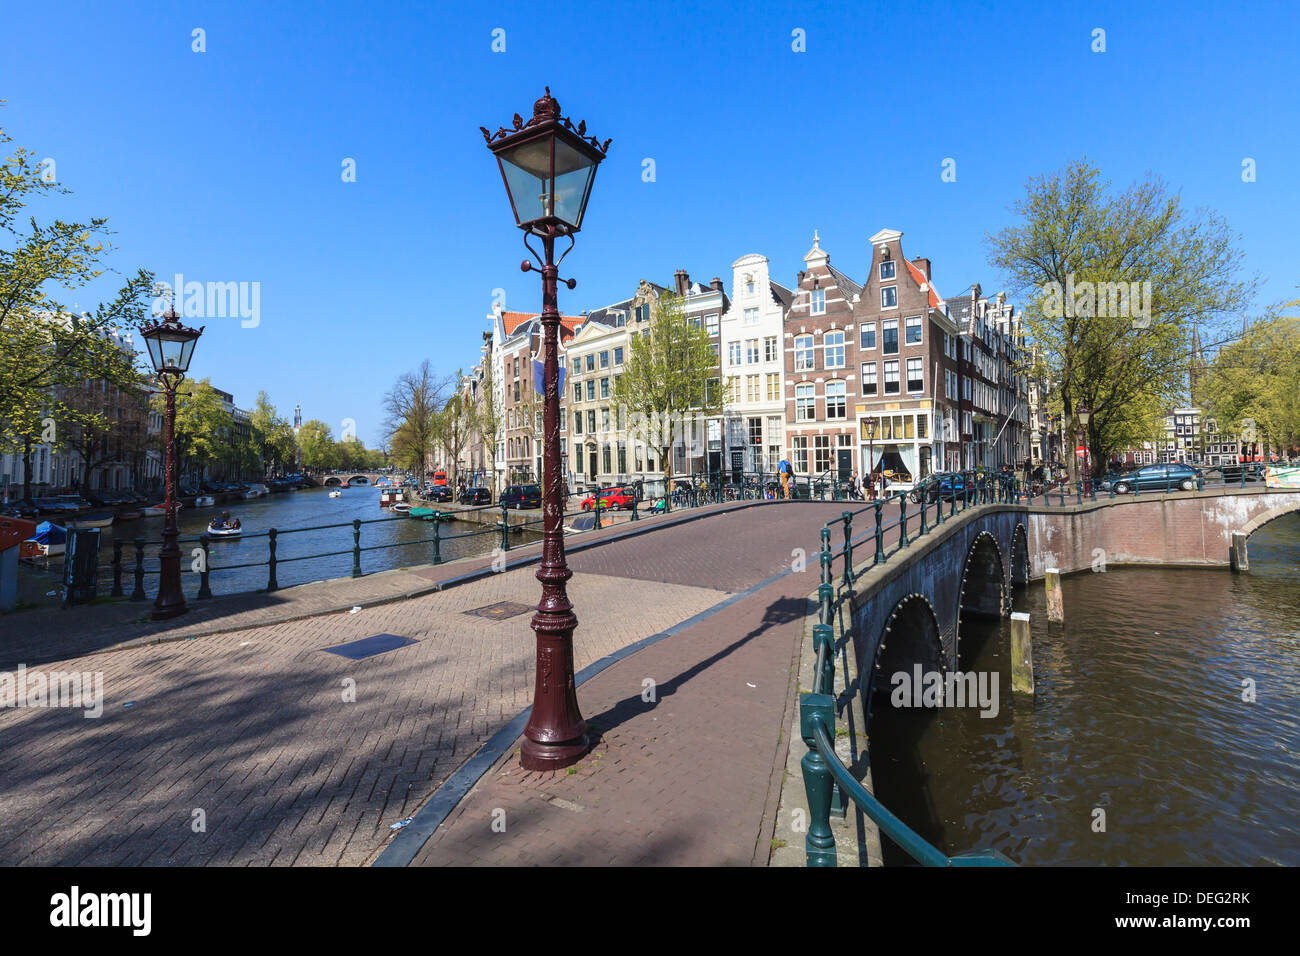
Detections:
379,488,406,507
207,520,242,537
391,502,412,515
21,520,67,557
195,495,216,506
141,502,181,517
328,490,342,498
243,483,270,499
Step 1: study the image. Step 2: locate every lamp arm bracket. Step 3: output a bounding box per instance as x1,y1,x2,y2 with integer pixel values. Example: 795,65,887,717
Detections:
555,232,576,268
520,234,544,273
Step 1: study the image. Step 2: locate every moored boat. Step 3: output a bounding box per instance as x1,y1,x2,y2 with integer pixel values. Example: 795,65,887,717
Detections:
207,521,242,537
328,490,342,498
242,483,270,499
22,520,67,557
64,511,115,529
142,502,181,517
195,495,216,506
391,502,412,514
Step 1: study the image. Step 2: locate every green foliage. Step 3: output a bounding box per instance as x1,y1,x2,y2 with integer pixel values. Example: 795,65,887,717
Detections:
157,377,232,479
296,419,339,470
1201,309,1300,456
612,291,725,479
986,158,1255,474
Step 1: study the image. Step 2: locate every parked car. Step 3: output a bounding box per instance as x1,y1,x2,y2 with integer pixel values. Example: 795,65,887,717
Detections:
425,485,454,502
1106,463,1200,494
579,486,637,511
500,484,542,510
459,487,491,505
909,472,966,503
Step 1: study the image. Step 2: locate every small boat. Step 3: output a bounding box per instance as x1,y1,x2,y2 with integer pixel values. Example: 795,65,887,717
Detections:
243,483,270,499
207,521,242,537
328,490,342,498
116,510,143,522
379,488,406,507
195,495,216,506
142,502,181,517
64,511,115,529
391,502,412,515
409,506,452,521
23,520,67,557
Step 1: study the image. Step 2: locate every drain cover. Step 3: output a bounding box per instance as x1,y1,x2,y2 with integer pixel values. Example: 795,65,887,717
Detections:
464,601,534,621
323,633,418,660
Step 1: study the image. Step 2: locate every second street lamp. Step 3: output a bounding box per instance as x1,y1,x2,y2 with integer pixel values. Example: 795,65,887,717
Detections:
484,88,609,771
139,306,204,621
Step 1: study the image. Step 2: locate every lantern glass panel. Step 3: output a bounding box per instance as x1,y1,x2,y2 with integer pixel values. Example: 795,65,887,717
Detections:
499,136,551,226
551,139,597,228
145,335,165,372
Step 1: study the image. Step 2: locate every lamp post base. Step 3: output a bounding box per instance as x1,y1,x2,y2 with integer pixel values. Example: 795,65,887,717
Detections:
151,603,189,622
520,733,590,772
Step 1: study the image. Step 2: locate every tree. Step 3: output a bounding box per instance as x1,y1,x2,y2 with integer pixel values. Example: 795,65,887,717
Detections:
613,290,726,490
248,391,297,475
1200,310,1300,459
156,377,233,489
383,359,452,486
296,419,339,471
986,159,1255,479
434,384,474,486
472,357,503,487
0,120,155,435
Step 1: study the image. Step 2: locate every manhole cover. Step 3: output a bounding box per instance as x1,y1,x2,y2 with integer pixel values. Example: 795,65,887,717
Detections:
323,633,418,660
464,601,534,620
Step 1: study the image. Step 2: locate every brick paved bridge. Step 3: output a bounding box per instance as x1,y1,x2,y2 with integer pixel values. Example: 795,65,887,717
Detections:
0,486,1292,866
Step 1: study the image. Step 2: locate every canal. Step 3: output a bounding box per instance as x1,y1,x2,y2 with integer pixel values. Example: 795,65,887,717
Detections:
868,512,1300,866
54,485,535,599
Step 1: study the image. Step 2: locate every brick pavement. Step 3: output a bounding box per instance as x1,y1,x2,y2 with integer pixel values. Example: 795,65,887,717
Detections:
0,501,850,866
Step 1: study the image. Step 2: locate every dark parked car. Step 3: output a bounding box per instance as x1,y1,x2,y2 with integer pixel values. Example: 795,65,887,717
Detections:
459,487,491,505
425,485,454,502
909,472,967,503
500,484,542,510
1106,463,1200,494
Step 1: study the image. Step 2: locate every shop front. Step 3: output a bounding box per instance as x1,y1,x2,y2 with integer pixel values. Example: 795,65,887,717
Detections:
858,407,935,490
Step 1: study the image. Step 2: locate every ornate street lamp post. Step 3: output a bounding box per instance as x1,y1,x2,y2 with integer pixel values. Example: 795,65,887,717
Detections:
1077,405,1092,496
140,306,204,620
484,88,609,771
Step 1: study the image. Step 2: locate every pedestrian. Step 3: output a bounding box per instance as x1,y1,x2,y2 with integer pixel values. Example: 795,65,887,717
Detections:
848,469,861,500
778,456,793,499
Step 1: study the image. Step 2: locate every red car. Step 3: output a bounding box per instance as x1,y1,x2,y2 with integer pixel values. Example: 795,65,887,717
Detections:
579,487,636,511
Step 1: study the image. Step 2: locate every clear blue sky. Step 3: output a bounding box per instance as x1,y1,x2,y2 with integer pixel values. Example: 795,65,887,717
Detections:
3,0,1296,447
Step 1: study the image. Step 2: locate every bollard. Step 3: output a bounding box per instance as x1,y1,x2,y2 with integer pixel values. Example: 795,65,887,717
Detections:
1045,567,1064,622
500,505,511,551
267,528,279,591
919,489,929,536
432,515,442,565
111,539,125,598
898,494,909,547
130,538,146,601
631,492,638,521
1011,612,1034,696
352,518,362,578
874,499,886,564
594,491,602,529
1230,531,1249,573
799,693,838,867
197,534,212,599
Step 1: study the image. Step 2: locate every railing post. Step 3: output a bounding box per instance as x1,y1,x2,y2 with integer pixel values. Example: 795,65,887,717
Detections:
1197,473,1205,492
352,518,362,578
898,493,909,547
950,484,957,518
267,527,279,591
874,499,886,564
111,539,124,597
799,693,838,867
500,504,511,551
819,527,833,623
840,513,853,589
919,487,929,536
594,491,602,529
1058,481,1065,507
197,534,212,599
130,538,146,601
1076,482,1083,505
811,621,846,819
631,491,638,521
432,515,442,565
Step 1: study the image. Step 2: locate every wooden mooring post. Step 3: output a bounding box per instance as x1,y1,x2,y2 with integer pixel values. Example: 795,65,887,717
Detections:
1011,612,1034,696
1045,568,1064,623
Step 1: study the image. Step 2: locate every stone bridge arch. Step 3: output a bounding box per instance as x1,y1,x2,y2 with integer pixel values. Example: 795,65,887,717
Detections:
868,593,944,720
1010,523,1029,587
349,475,371,485
956,531,1006,669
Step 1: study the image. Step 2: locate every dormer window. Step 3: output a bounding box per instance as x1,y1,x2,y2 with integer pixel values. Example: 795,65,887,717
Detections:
811,289,826,315
880,261,896,280
745,274,755,295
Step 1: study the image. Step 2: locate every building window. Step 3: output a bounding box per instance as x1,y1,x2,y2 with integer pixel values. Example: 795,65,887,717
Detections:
587,410,596,432
884,360,900,394
614,346,624,365
826,381,846,420
881,286,898,309
746,338,759,364
811,288,826,314
617,442,627,473
860,324,876,350
749,417,763,446
764,336,778,362
880,260,896,280
824,331,845,368
795,383,815,421
795,335,815,371
586,354,595,371
600,377,610,398
814,435,832,473
601,408,610,431
906,357,923,392
862,362,878,396
883,319,898,354
728,341,742,366
746,374,760,402
603,444,611,473
744,307,759,325
905,315,922,344
586,380,596,401
792,435,809,473
572,358,581,375
710,343,720,366
726,377,741,404
706,313,719,335
573,382,581,403
574,412,582,434
600,350,609,368
766,373,780,402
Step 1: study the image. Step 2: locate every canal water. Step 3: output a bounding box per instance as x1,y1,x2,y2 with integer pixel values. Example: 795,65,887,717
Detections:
868,512,1300,866
70,486,530,598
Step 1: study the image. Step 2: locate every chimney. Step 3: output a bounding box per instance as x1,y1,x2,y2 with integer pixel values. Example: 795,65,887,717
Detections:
710,276,724,292
911,257,931,281
674,269,690,296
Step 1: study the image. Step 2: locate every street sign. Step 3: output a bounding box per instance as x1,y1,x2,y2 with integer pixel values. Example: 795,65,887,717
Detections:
1075,446,1087,458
